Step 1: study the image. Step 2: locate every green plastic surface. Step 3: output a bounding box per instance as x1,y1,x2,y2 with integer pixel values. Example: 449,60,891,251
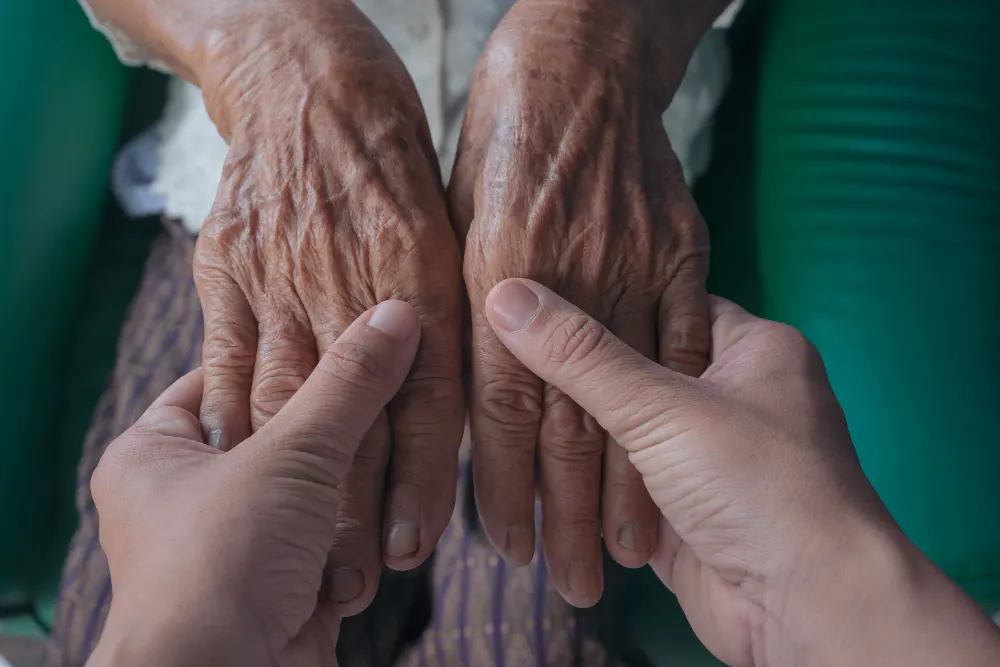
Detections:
757,0,1000,603
0,1,129,596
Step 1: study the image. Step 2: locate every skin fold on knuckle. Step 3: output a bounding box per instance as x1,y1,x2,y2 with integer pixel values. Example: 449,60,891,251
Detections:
202,322,257,376
252,367,310,425
543,312,614,380
320,339,390,393
476,375,542,430
540,416,604,467
269,426,358,483
604,384,685,454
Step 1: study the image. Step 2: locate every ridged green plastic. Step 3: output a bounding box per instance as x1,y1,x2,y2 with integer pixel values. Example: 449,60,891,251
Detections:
0,1,128,596
757,0,1000,604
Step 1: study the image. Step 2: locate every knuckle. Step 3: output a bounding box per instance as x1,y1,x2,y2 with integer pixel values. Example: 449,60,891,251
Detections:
89,453,117,502
540,400,604,454
548,511,601,543
140,406,203,437
90,435,138,502
478,375,542,428
541,437,604,471
202,325,256,373
321,341,386,390
267,439,356,489
545,314,613,376
761,322,819,363
252,367,309,418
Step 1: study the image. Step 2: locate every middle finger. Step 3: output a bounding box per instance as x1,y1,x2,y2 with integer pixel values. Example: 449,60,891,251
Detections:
538,385,605,608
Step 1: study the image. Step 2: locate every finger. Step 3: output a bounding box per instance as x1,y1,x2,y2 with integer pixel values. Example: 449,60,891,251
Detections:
383,305,465,570
538,385,604,608
469,306,542,566
312,305,389,612
250,308,318,431
706,295,764,357
196,269,257,450
136,369,205,442
324,410,391,616
657,256,711,378
602,309,661,568
148,368,204,415
484,279,698,452
254,300,420,488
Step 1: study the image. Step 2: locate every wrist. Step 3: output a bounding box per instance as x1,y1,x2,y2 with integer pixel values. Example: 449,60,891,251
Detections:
87,579,270,667
498,0,726,108
763,517,1000,667
197,0,402,141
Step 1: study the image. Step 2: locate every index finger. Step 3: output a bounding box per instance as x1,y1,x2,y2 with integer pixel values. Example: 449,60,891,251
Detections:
484,279,696,451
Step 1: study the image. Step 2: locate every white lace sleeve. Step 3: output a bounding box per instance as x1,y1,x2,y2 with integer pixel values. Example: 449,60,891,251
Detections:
78,0,172,73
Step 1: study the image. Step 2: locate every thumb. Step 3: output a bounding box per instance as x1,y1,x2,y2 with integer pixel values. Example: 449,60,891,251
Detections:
484,279,702,452
253,300,421,484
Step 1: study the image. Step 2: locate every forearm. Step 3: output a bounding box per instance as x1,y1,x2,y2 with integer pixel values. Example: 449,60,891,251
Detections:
84,0,247,81
83,0,354,87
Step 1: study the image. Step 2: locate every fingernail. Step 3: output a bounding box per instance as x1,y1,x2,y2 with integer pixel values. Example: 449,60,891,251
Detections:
568,561,601,602
491,281,541,332
330,567,365,604
617,523,651,555
368,301,418,340
386,521,420,559
207,428,227,450
504,525,535,565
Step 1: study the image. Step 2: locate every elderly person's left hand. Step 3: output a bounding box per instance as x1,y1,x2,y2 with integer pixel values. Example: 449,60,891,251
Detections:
87,302,422,667
450,0,722,607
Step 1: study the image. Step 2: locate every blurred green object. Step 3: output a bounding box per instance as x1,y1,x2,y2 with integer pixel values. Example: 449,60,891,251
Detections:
757,0,1000,604
0,1,129,598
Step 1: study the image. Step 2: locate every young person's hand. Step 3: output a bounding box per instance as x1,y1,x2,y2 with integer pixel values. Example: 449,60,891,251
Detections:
484,278,1000,667
87,302,423,667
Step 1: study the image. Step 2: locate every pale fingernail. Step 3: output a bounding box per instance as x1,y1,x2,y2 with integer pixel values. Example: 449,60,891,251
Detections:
617,523,651,555
491,281,541,332
504,525,535,565
386,521,420,559
367,301,419,340
331,567,365,604
568,561,602,603
207,428,227,450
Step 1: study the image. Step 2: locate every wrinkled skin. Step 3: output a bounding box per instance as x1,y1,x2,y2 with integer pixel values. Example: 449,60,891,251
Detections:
192,1,464,615
449,1,711,607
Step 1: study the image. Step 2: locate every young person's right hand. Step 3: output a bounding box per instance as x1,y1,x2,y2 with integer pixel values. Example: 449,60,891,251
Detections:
485,278,1000,667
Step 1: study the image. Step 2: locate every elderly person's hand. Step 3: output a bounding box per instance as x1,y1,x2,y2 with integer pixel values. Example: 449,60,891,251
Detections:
87,302,422,667
483,280,1000,667
190,0,464,613
449,0,725,605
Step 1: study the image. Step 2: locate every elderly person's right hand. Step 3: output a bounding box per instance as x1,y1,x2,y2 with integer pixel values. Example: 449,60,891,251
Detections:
189,0,464,615
484,279,1000,667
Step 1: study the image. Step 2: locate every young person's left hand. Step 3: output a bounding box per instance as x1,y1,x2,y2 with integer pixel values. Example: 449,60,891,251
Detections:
87,301,422,667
